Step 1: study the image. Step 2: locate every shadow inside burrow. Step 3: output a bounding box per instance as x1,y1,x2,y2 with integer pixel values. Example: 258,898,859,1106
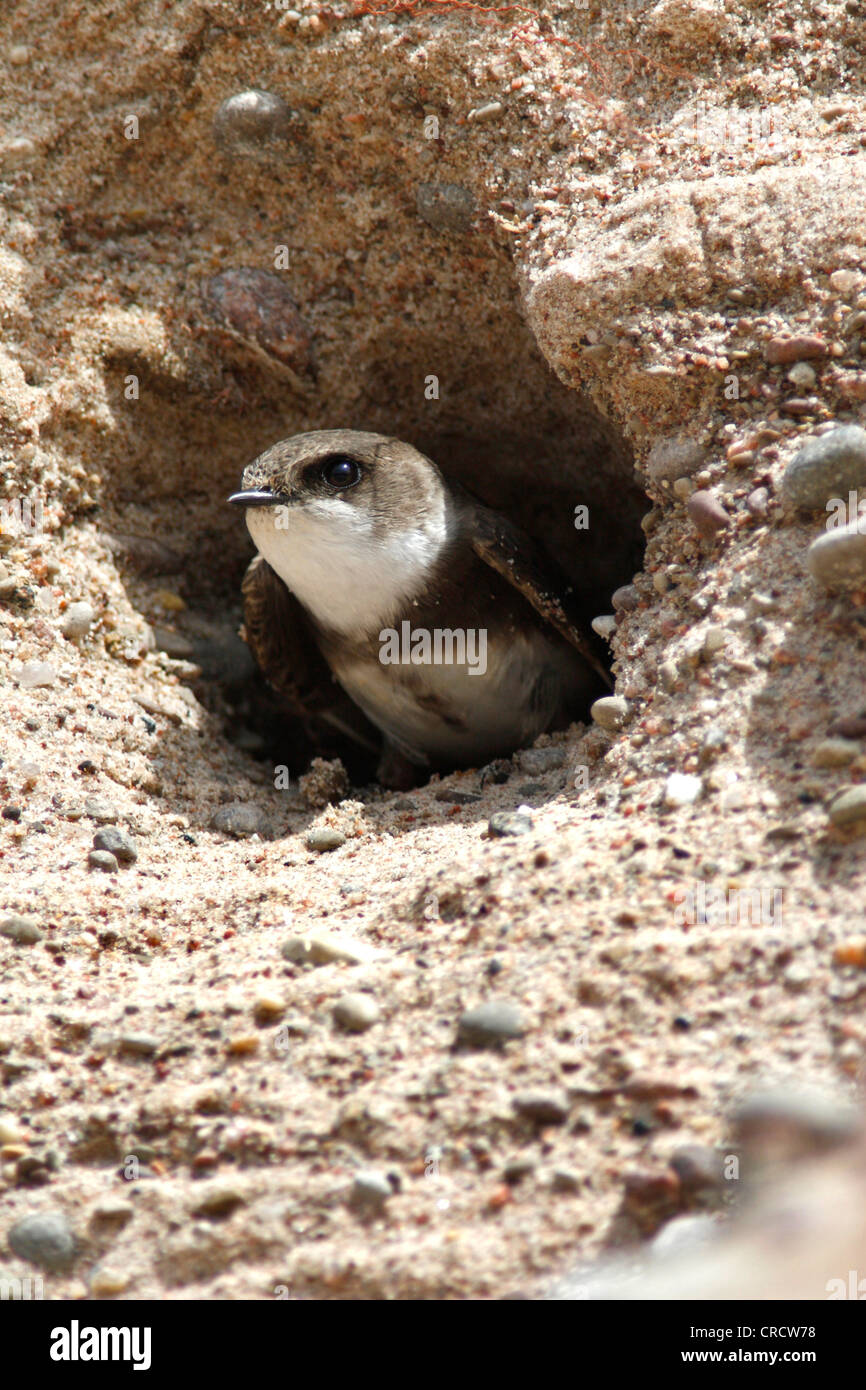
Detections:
84,334,650,800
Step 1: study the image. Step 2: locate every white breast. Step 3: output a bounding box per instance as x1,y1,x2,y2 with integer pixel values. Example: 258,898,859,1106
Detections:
246,495,449,636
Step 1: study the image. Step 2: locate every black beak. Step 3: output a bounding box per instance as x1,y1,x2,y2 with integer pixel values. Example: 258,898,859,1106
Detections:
227,489,284,508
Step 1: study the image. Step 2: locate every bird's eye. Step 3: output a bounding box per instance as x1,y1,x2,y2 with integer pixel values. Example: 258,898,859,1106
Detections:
322,456,362,490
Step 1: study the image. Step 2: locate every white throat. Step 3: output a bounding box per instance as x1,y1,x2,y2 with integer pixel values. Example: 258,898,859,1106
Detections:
246,495,450,635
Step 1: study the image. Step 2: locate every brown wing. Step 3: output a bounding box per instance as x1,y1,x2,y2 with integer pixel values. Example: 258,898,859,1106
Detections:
241,555,380,753
465,499,612,689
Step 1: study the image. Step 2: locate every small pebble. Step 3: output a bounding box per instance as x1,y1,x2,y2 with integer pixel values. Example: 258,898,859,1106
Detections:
811,738,859,768
332,992,380,1032
305,827,346,852
253,993,285,1023
513,1091,569,1126
212,89,297,158
468,100,503,121
457,1000,526,1049
61,601,95,639
89,1267,130,1296
827,785,866,827
591,695,630,732
84,797,118,825
210,803,270,838
786,362,817,390
830,269,863,296
488,810,532,837
227,1035,260,1056
503,1157,536,1184
611,584,639,612
746,487,769,518
190,1183,246,1218
92,827,138,864
702,626,728,659
591,614,617,639
833,938,866,968
551,1168,582,1193
782,425,866,510
348,1170,392,1212
646,436,705,484
827,716,866,739
663,773,702,808
0,914,43,945
88,850,118,873
416,182,475,233
281,930,375,967
734,1085,860,1158
765,334,827,365
117,1034,159,1058
517,747,565,774
8,1210,75,1271
16,661,56,689
687,490,729,537
807,519,866,590
205,268,314,377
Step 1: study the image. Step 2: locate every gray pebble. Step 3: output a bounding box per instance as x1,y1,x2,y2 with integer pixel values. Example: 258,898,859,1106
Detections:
61,601,95,639
8,1210,75,1271
348,1169,393,1212
827,785,866,827
611,584,639,612
807,519,866,590
513,1091,569,1125
503,1157,536,1184
88,850,118,873
332,992,380,1033
84,797,118,825
0,913,43,945
416,182,475,233
212,89,298,159
591,695,630,732
305,827,346,852
646,436,706,484
734,1085,861,1158
517,746,565,774
488,810,533,837
92,827,138,864
210,803,270,838
782,425,866,510
457,1000,527,1049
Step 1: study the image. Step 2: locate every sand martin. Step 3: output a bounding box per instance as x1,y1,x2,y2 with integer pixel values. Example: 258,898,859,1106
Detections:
229,430,608,785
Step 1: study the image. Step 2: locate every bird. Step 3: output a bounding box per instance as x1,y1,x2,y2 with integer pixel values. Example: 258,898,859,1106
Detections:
229,429,608,787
